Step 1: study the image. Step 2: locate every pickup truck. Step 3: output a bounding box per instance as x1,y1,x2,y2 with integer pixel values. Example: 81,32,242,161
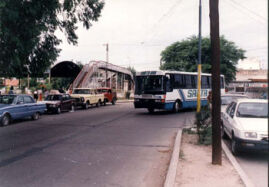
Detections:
0,94,46,126
71,88,105,109
97,88,117,105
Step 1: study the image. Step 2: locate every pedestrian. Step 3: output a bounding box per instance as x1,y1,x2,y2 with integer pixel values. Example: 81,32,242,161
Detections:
33,90,38,101
44,89,49,99
8,86,14,94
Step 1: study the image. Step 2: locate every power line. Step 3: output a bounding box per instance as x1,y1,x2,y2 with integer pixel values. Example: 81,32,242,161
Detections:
229,0,266,21
224,0,266,24
143,0,183,43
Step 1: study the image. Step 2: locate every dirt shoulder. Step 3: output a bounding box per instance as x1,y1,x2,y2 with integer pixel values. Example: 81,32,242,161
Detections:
174,132,244,187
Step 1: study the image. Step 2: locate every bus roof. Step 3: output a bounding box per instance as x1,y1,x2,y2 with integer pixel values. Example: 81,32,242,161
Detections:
136,70,224,77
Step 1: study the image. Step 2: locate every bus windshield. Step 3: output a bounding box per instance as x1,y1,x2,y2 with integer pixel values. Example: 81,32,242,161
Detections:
135,76,165,94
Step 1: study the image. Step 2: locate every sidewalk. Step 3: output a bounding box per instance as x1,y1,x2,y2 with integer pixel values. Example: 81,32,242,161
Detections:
173,132,244,187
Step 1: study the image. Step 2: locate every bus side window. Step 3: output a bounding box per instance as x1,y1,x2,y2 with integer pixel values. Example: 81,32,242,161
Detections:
166,78,172,92
220,77,224,88
208,76,212,88
185,75,192,89
191,75,197,89
201,76,209,89
170,74,175,88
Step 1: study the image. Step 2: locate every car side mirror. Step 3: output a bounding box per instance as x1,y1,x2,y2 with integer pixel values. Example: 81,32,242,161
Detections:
17,101,23,105
230,111,234,118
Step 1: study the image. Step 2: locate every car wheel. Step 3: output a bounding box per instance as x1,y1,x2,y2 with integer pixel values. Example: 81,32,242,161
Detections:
173,101,180,113
96,100,101,107
221,124,228,139
32,112,40,120
1,114,10,126
147,108,154,113
70,105,75,112
103,101,106,106
84,102,89,109
231,135,240,156
112,98,116,105
56,107,61,114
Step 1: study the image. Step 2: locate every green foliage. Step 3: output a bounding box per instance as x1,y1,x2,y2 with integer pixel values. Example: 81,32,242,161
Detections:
195,105,212,145
75,61,84,69
160,35,245,83
0,0,104,78
127,66,136,77
199,125,212,145
51,77,73,90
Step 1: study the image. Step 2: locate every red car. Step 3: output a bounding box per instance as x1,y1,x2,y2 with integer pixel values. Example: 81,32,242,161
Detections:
97,88,117,105
43,94,75,114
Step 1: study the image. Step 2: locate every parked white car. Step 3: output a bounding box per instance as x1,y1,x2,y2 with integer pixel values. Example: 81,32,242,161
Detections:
221,99,268,155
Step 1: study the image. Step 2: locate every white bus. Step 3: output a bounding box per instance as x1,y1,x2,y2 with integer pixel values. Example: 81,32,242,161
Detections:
134,70,225,113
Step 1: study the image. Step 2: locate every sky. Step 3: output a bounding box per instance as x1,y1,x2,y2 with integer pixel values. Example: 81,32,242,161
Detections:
56,0,268,71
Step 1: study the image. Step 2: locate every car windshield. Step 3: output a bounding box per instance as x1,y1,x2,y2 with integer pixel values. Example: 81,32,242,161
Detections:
73,89,92,94
0,95,16,104
45,95,62,101
236,102,268,118
221,95,247,105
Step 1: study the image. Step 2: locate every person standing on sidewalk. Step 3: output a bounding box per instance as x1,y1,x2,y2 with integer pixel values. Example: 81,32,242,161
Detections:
33,90,38,101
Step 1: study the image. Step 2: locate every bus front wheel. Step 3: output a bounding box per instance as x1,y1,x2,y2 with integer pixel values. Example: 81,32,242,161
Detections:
173,101,181,113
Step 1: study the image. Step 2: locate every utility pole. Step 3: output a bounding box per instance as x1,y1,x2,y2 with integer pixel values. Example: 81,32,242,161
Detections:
197,0,202,113
104,43,109,87
209,0,222,165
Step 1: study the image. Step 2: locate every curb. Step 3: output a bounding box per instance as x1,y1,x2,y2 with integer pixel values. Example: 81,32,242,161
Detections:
164,129,182,187
222,141,255,187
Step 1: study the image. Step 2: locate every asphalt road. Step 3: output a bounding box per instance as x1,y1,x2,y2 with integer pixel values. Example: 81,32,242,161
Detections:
0,102,195,187
223,139,268,187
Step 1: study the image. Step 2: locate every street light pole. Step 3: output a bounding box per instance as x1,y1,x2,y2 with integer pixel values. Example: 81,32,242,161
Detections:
197,0,202,113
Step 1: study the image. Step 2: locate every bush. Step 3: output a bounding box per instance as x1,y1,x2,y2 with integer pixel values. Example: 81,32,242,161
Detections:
195,104,212,145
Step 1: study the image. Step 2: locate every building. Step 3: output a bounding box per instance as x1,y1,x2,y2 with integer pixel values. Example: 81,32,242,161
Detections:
69,61,134,98
227,69,268,98
0,78,19,87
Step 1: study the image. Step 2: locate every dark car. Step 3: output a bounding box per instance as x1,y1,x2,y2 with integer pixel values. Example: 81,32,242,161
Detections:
97,88,117,105
43,94,75,114
0,94,46,126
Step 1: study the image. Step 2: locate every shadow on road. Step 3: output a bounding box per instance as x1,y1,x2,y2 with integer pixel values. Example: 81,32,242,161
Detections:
223,139,268,160
136,108,195,116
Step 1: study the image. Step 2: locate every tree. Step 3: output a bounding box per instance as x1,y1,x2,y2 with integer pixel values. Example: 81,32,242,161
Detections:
160,36,245,83
127,66,136,77
0,0,104,78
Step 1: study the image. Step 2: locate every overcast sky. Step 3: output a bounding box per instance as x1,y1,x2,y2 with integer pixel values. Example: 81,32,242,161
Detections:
56,0,268,71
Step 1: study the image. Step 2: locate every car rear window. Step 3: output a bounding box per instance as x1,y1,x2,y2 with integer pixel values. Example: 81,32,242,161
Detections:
45,95,62,101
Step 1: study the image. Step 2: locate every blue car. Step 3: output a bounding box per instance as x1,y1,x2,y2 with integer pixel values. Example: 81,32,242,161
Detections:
0,94,46,126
